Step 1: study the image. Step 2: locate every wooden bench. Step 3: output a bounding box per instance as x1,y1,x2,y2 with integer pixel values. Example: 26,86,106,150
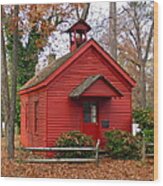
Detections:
22,139,100,166
141,135,154,161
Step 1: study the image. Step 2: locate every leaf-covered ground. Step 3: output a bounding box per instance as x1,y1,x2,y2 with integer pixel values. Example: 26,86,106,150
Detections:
1,136,154,180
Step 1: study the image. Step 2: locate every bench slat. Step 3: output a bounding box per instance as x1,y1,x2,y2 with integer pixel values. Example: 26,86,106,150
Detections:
24,158,96,163
145,143,154,146
145,154,154,157
23,147,96,151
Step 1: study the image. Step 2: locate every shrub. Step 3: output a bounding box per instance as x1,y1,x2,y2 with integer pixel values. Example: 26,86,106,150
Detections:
55,131,95,158
144,129,154,154
144,129,154,143
133,109,154,130
105,130,142,160
133,109,154,154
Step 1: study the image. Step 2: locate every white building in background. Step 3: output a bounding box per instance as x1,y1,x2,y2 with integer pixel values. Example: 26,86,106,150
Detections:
132,123,141,136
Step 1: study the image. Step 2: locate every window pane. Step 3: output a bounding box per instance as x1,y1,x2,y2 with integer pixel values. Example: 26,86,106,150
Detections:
83,102,90,123
83,102,97,123
91,104,97,123
83,102,90,112
84,113,91,122
91,116,97,123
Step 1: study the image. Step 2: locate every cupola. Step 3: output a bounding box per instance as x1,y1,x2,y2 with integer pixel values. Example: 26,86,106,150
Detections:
66,19,91,52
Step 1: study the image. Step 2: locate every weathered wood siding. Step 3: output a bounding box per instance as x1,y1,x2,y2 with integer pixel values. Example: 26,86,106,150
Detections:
47,47,132,146
20,89,47,147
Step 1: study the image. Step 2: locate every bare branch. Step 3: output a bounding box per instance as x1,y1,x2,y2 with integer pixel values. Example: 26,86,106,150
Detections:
129,29,138,50
126,58,141,68
143,20,154,62
75,5,80,20
122,5,141,54
81,3,90,20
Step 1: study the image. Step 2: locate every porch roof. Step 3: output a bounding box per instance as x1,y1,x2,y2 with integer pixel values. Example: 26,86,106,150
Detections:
69,75,123,98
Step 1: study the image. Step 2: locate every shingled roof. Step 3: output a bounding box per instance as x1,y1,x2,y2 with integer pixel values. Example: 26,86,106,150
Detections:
20,41,88,91
65,19,91,33
69,75,123,98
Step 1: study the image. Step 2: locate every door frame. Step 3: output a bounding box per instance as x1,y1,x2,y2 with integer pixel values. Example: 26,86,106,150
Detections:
80,97,101,141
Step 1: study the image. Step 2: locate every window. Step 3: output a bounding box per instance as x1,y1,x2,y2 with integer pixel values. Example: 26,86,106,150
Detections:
34,101,39,133
83,102,97,123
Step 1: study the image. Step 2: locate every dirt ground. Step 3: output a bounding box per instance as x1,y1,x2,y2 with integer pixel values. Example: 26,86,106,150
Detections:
1,136,154,180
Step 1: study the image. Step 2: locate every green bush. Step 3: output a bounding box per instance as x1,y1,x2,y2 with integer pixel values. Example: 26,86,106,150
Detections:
133,109,154,130
144,129,154,154
144,129,154,143
55,131,95,158
105,130,142,160
133,109,154,155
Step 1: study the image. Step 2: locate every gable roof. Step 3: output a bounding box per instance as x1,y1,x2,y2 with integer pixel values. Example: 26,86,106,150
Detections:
65,19,91,33
20,41,87,91
69,75,123,98
19,38,136,95
20,52,73,91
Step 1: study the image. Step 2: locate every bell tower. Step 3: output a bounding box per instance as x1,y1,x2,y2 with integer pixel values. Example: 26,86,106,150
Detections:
66,19,91,52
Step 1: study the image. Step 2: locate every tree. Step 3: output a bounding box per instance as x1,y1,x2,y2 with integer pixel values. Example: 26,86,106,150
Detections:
2,3,91,159
1,6,10,136
108,2,117,60
81,3,90,20
99,2,154,108
117,2,154,109
7,5,19,159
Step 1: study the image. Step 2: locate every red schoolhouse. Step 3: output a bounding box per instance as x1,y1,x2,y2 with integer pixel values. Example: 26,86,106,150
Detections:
19,20,136,147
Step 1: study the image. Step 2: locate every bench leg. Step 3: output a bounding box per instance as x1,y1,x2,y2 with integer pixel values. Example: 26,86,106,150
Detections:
95,148,99,167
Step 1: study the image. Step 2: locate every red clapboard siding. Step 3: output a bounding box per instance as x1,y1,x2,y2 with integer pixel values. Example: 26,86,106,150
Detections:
46,47,133,147
20,89,47,147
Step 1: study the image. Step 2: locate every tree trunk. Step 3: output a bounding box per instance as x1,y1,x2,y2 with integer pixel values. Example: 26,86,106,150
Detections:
141,20,153,109
81,3,90,21
140,60,146,109
7,5,19,159
109,2,117,60
1,122,4,137
1,6,10,137
138,20,153,109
